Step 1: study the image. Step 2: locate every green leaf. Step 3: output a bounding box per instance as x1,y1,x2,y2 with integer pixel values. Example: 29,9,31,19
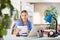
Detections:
1,28,7,36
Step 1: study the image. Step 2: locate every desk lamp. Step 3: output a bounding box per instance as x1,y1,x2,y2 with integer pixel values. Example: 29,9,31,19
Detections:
44,13,58,37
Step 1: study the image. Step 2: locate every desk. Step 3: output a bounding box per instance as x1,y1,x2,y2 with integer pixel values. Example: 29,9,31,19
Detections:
3,29,60,40
3,35,60,40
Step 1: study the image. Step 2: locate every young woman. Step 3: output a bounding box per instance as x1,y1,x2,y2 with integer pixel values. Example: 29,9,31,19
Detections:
13,10,32,35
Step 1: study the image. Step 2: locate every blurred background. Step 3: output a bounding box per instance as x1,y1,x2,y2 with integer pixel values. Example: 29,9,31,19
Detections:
0,0,60,40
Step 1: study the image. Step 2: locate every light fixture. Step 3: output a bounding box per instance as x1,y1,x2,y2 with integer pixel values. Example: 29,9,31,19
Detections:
44,13,58,37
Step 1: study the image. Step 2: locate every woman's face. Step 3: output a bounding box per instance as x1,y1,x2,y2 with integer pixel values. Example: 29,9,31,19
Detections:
21,12,28,22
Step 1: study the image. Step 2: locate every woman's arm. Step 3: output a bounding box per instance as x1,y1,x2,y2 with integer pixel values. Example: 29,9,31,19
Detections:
11,23,21,35
11,23,16,35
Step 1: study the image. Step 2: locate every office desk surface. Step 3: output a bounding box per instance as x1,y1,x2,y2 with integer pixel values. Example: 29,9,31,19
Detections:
3,35,60,40
3,29,60,40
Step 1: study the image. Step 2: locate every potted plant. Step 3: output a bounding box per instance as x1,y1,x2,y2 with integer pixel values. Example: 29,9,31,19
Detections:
0,0,14,39
14,9,19,20
0,0,14,16
44,6,58,29
3,14,11,29
0,16,7,40
0,14,11,40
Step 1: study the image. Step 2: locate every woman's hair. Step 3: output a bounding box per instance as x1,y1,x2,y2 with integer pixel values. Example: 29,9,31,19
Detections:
20,10,28,19
21,10,28,15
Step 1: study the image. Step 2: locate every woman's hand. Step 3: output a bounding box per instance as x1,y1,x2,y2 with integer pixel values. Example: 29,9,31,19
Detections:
13,28,21,35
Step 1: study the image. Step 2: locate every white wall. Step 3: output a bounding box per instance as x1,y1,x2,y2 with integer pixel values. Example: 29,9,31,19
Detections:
11,0,20,12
